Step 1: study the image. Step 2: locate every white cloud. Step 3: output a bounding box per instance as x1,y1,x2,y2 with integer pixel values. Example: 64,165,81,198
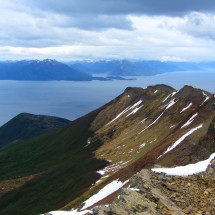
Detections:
179,12,215,40
0,1,215,61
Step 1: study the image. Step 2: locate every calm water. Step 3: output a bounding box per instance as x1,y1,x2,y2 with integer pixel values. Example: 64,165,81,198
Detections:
0,70,214,126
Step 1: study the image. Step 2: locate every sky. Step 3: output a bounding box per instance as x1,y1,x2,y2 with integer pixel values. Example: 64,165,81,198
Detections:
0,0,215,61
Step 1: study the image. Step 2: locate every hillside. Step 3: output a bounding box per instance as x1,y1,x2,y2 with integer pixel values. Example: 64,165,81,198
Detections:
0,59,92,81
0,113,70,147
0,84,214,215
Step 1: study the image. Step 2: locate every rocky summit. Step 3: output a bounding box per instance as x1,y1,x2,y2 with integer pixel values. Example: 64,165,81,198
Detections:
93,159,215,215
0,84,214,215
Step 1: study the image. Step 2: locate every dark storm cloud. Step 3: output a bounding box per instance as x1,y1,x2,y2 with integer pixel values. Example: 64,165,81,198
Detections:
30,0,215,16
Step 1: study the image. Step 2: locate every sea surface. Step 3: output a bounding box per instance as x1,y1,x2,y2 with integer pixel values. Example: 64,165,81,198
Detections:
0,70,214,126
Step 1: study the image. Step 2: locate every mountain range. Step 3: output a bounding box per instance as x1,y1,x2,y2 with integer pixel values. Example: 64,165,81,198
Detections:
0,84,214,215
0,59,214,81
0,59,92,81
67,60,212,76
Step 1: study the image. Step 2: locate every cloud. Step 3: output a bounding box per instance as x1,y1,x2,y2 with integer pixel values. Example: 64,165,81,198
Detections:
161,56,187,62
179,12,215,40
0,0,215,61
29,0,215,16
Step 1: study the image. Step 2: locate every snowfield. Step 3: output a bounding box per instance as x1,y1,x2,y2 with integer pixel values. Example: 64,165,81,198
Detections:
82,179,129,210
152,152,215,176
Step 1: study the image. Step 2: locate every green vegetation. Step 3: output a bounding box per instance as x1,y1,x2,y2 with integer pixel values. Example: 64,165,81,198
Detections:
0,111,107,215
0,85,213,215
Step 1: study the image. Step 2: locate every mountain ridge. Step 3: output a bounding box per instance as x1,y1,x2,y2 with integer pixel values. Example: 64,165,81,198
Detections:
0,112,71,147
0,84,214,215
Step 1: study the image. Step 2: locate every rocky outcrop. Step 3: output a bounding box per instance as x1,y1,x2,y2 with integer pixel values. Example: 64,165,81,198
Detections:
93,160,215,215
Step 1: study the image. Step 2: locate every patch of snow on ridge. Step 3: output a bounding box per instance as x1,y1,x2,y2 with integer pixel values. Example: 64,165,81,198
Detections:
107,100,143,125
139,117,147,124
162,94,171,103
139,143,146,149
97,161,129,176
129,187,140,192
152,152,215,176
160,124,203,157
126,105,143,117
82,179,129,210
165,99,177,110
201,91,210,105
154,90,158,94
171,91,177,97
181,113,198,128
180,103,192,113
107,106,130,125
129,100,143,109
47,209,92,215
139,111,165,134
161,98,177,110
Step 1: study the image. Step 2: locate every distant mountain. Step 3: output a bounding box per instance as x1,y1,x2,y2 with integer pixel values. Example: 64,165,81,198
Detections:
0,59,92,81
0,113,70,147
67,60,203,76
0,85,214,215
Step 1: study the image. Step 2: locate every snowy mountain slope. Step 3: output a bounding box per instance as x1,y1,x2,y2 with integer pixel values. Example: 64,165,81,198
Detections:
0,84,214,215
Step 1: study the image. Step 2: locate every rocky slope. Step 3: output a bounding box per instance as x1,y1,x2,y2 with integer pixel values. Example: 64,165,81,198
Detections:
93,159,215,215
0,84,214,215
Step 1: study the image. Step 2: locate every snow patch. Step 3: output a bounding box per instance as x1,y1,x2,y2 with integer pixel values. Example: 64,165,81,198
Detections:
154,90,158,94
128,149,133,154
107,106,130,125
159,124,203,157
82,179,129,210
139,117,147,124
171,91,177,97
47,209,92,215
97,161,129,176
152,152,215,176
139,111,165,134
181,113,198,128
162,94,171,103
201,91,210,105
165,99,177,110
126,105,143,117
180,103,192,113
129,187,140,192
139,143,146,149
107,100,143,125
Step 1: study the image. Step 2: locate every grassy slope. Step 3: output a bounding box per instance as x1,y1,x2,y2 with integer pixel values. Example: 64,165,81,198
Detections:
0,110,108,215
